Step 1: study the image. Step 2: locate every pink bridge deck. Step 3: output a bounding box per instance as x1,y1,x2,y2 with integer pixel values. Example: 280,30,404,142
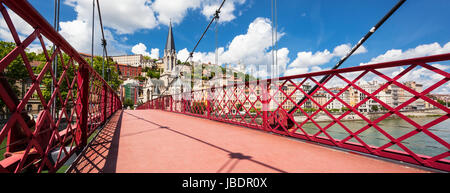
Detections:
70,110,429,173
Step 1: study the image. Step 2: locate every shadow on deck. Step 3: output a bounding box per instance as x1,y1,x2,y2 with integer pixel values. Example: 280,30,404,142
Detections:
69,110,428,173
68,111,123,173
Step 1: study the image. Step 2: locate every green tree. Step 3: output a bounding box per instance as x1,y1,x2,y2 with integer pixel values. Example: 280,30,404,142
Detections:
371,105,379,112
145,68,161,79
235,104,243,111
85,56,122,90
33,49,76,107
0,41,43,113
123,98,134,109
0,41,30,93
135,75,146,82
143,56,151,61
341,107,350,112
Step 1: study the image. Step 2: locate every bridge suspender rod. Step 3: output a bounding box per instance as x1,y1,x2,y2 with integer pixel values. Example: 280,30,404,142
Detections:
286,0,407,115
91,0,95,67
51,0,60,119
270,0,278,79
96,0,109,79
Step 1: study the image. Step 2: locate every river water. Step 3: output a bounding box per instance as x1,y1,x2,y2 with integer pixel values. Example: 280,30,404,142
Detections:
221,113,449,158
300,117,450,158
229,113,449,158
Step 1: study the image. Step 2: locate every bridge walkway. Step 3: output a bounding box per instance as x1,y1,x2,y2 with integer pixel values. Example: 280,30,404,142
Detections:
69,110,428,173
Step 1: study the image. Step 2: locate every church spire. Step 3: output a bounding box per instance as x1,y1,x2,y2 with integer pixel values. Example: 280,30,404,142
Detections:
165,20,176,52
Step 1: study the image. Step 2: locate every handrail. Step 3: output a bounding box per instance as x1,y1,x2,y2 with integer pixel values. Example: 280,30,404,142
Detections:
138,53,450,172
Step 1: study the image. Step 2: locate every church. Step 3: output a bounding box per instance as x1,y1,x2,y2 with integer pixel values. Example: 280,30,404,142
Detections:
142,21,190,102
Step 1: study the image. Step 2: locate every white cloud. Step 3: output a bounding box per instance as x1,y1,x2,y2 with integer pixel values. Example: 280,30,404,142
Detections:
59,19,92,52
0,10,34,41
131,43,160,59
55,0,247,56
177,48,190,63
357,42,450,94
221,17,285,66
1,0,248,58
0,8,48,53
284,67,309,77
151,0,202,26
285,43,367,76
288,49,333,68
58,18,128,56
150,48,160,59
59,0,149,55
201,0,246,23
177,17,288,79
64,0,158,35
131,43,150,56
333,43,367,57
360,42,450,65
152,0,246,26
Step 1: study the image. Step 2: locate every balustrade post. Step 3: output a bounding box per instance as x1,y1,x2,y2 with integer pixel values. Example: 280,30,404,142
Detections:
170,96,173,112
207,90,211,119
111,93,114,112
182,97,185,113
162,96,166,111
102,84,107,123
110,89,113,116
262,82,269,131
75,65,89,148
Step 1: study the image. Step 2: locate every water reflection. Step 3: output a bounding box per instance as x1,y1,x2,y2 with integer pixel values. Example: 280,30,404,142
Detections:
300,117,449,157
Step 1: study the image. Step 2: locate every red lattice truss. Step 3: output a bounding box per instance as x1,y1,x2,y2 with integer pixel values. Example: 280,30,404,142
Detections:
139,54,450,172
0,0,121,173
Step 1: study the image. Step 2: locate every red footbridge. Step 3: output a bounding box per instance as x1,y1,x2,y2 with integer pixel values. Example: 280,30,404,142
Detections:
0,0,449,173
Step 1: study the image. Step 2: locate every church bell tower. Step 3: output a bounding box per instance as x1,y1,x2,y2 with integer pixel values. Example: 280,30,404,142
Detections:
163,21,177,75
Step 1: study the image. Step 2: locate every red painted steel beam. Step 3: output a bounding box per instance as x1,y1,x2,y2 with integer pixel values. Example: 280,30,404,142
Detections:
0,0,122,173
137,53,450,172
75,66,89,147
1,0,117,93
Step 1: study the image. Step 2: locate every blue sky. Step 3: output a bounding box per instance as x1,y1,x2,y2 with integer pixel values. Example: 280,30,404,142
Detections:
3,0,449,81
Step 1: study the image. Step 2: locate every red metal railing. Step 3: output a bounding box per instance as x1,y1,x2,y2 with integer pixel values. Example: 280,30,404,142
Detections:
138,53,450,172
0,0,121,173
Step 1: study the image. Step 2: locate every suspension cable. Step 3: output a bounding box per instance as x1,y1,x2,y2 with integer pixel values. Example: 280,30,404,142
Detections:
270,0,274,79
274,0,278,78
270,0,278,79
184,0,226,64
286,0,407,115
96,0,109,79
91,0,95,67
51,0,60,119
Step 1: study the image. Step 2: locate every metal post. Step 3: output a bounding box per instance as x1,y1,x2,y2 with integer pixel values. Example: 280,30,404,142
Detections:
170,96,173,112
112,93,114,112
102,84,107,123
182,98,185,113
262,82,269,131
110,89,113,116
76,65,89,148
207,90,211,119
162,96,165,111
